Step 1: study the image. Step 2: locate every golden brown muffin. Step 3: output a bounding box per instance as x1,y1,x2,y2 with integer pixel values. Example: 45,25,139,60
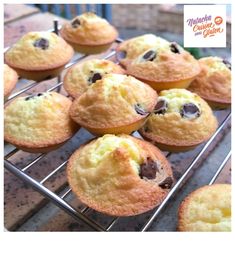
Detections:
139,89,218,152
4,64,18,100
70,73,157,135
60,12,118,54
5,31,74,81
120,35,201,91
67,134,174,216
178,184,231,232
188,57,231,109
63,59,125,98
116,34,168,68
4,92,79,153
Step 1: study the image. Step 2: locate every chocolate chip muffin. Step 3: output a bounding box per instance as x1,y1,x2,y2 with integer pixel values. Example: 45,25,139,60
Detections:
5,31,74,81
63,59,125,98
178,184,231,232
4,92,79,153
139,89,218,152
116,34,169,68
122,36,200,91
60,12,118,54
70,73,157,135
188,57,231,109
4,64,18,101
67,134,173,216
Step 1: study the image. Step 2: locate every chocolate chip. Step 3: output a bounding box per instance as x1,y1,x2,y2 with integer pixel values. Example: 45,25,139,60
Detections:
135,104,149,115
180,103,201,119
71,18,80,28
116,50,127,61
159,177,173,189
25,93,43,101
139,158,159,180
222,59,231,70
154,99,168,115
25,95,34,101
33,38,49,50
170,42,181,54
88,72,102,85
142,50,156,61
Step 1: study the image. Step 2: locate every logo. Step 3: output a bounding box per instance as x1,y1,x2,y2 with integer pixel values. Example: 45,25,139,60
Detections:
184,5,226,48
214,16,223,25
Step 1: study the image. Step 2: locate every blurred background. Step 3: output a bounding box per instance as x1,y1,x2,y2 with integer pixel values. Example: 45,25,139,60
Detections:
29,3,231,59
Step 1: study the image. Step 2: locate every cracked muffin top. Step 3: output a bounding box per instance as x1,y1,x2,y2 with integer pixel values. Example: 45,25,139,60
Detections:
5,31,74,71
125,40,201,83
69,73,157,129
188,56,231,105
67,134,173,216
63,59,125,98
4,92,78,150
60,12,118,45
116,34,169,67
140,89,218,148
178,184,231,231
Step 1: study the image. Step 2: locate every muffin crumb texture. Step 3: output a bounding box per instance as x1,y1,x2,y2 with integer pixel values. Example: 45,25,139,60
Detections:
178,184,231,231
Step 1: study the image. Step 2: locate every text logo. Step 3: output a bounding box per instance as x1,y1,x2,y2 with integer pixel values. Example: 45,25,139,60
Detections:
184,5,226,48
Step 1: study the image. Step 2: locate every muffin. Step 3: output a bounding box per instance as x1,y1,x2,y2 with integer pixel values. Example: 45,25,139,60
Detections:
116,34,168,68
60,12,118,54
67,134,174,216
178,184,231,232
188,57,231,109
4,92,79,153
4,64,18,100
120,36,201,91
70,73,157,135
63,59,125,98
4,31,74,81
139,89,218,152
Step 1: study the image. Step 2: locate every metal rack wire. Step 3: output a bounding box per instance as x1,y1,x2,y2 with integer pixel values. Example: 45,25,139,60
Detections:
4,29,231,231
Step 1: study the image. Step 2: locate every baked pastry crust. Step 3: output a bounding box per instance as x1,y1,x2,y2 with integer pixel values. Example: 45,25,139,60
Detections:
188,57,231,108
178,184,231,232
139,89,218,152
4,92,79,153
60,12,118,47
117,34,201,91
116,34,166,68
5,31,74,71
4,64,18,99
67,134,173,216
69,73,157,135
63,59,125,98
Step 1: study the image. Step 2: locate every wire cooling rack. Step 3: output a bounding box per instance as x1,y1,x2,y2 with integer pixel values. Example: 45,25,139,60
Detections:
4,25,231,231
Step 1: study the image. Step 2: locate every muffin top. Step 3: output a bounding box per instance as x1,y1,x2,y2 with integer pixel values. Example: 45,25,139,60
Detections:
60,12,118,45
70,73,157,128
116,34,170,67
63,59,125,98
5,31,74,71
124,38,200,82
188,57,231,103
178,184,231,232
4,64,18,97
140,89,218,146
67,134,173,216
4,92,78,149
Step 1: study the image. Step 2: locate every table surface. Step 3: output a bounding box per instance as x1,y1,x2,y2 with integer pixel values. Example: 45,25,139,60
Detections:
4,4,231,232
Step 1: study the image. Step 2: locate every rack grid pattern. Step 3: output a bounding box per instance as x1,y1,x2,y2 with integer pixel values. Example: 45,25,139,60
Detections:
4,33,231,232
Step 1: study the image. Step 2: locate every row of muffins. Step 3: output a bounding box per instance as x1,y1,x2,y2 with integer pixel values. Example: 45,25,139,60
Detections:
4,72,218,153
4,13,231,231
